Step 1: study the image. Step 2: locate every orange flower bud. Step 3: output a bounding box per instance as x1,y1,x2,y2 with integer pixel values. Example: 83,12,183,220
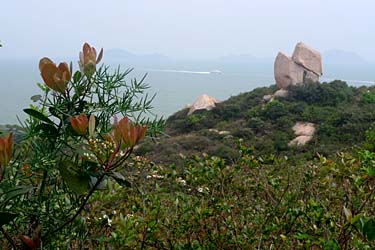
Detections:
0,133,13,167
19,234,37,249
0,133,13,182
39,57,71,94
70,114,89,135
79,42,103,78
113,117,147,148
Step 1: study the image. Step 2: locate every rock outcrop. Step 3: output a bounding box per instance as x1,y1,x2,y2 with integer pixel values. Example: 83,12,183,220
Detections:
274,42,323,89
292,42,322,76
187,94,220,115
288,122,316,147
262,89,289,103
273,89,289,98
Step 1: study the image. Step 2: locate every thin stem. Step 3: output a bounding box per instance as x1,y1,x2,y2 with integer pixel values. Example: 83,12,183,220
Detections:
42,173,105,241
1,226,19,250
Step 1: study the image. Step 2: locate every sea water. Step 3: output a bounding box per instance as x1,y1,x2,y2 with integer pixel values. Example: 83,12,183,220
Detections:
0,58,374,124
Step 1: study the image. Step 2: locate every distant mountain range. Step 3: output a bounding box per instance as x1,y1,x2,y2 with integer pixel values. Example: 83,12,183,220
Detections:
323,50,368,65
104,48,370,65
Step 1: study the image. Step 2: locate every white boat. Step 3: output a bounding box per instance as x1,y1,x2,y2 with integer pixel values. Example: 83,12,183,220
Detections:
210,69,223,74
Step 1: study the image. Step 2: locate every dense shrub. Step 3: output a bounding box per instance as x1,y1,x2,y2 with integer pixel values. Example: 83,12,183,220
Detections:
72,139,375,249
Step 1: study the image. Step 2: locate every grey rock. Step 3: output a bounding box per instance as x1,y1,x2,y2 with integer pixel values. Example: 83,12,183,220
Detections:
188,94,220,115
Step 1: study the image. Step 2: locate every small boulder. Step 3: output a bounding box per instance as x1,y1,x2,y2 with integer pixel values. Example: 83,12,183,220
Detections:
292,122,315,136
263,94,274,102
288,135,313,147
273,89,289,98
188,94,220,115
288,122,316,146
218,130,231,135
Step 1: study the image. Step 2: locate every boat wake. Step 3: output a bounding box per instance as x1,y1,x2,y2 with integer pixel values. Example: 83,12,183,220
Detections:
145,69,213,75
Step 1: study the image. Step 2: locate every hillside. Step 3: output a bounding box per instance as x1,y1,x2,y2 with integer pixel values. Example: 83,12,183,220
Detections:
138,80,375,165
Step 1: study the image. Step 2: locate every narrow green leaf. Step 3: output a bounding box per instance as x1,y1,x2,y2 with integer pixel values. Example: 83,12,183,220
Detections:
364,219,375,241
23,108,54,125
110,171,131,187
2,186,34,205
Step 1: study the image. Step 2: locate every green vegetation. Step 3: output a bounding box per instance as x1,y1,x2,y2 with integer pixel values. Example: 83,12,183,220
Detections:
53,136,375,249
139,80,375,166
2,43,375,248
0,43,162,249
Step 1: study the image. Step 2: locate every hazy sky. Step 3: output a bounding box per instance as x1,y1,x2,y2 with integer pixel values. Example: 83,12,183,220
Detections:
1,0,374,60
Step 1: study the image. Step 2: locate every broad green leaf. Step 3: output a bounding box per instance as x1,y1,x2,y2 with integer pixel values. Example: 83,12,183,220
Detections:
30,95,42,102
364,219,375,241
23,108,54,125
35,123,58,136
73,71,82,83
60,161,89,195
110,171,131,187
0,212,17,226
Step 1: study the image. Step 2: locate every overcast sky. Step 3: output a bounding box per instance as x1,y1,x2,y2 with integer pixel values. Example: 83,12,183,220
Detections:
1,0,374,60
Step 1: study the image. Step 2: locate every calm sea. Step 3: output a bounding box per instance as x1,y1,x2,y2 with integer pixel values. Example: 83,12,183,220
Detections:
0,58,374,124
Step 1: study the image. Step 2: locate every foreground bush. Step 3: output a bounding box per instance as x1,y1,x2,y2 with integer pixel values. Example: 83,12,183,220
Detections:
0,43,162,249
62,138,375,249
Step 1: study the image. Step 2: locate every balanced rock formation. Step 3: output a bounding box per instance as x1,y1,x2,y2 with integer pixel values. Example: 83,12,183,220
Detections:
292,42,323,76
288,122,316,147
274,42,323,89
187,94,220,115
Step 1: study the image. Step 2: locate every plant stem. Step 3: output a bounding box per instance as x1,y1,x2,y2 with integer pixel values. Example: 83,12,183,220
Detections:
42,174,105,241
1,226,19,250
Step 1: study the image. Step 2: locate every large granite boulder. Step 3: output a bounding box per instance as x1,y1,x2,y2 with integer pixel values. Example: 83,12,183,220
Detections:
288,122,316,147
274,52,305,89
187,94,220,115
292,42,323,76
274,42,322,89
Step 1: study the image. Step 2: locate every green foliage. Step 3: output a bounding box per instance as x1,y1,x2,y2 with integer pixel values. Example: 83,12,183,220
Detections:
63,137,375,249
0,44,162,248
363,91,375,104
287,80,355,106
142,80,375,165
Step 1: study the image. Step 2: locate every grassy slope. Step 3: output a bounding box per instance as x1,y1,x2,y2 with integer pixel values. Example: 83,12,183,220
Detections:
138,80,375,166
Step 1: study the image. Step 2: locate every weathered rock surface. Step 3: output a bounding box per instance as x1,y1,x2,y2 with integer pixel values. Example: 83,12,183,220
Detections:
273,89,289,98
262,89,288,104
274,42,322,89
188,94,220,115
288,122,316,147
292,122,315,136
274,52,304,89
288,135,313,146
292,42,323,76
262,94,274,102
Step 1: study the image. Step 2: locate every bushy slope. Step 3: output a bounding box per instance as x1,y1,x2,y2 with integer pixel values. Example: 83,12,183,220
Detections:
138,80,375,165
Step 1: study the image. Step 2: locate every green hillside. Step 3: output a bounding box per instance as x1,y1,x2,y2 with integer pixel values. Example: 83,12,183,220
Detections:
138,80,375,165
